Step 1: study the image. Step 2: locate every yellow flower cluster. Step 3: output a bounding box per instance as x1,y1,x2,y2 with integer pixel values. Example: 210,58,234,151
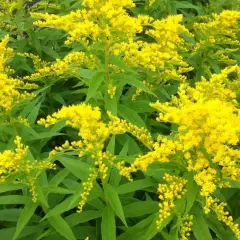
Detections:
38,104,111,154
107,83,117,99
153,66,240,112
132,80,154,100
147,67,240,237
30,1,61,10
118,136,182,180
157,174,187,228
154,99,240,151
0,0,23,17
194,167,217,197
93,151,116,180
31,0,140,45
205,197,240,239
114,66,240,236
151,70,240,185
111,15,192,77
0,35,14,74
0,36,37,111
39,103,153,210
194,11,240,64
0,136,55,201
180,215,193,240
195,10,240,44
24,52,96,81
18,53,48,70
78,169,98,212
31,1,192,90
111,40,188,74
148,0,156,6
39,104,153,155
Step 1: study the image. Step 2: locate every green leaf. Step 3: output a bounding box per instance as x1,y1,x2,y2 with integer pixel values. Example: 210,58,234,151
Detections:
105,94,117,115
117,214,157,240
118,73,156,97
118,104,147,128
46,186,74,194
175,1,202,13
42,46,60,59
66,210,102,227
13,200,38,240
104,184,127,226
28,132,65,141
36,179,49,209
119,141,129,156
0,209,40,222
79,68,98,79
109,142,129,187
107,135,115,154
0,195,30,205
28,102,42,124
0,184,25,193
123,201,158,218
0,226,44,239
73,226,96,239
205,215,235,240
36,229,53,240
101,207,116,240
49,168,69,187
192,208,212,240
41,188,81,221
117,179,155,195
125,100,154,113
139,215,159,240
52,94,66,105
167,0,176,14
185,172,198,213
155,86,171,101
109,56,135,73
209,60,221,74
48,215,76,240
58,156,90,180
86,71,105,101
29,31,42,55
20,97,41,118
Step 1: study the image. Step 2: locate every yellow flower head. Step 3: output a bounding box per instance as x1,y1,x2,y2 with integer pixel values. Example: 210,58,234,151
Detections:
0,136,55,201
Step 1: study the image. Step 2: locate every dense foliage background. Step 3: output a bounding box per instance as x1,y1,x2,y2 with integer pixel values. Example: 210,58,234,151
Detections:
0,0,240,239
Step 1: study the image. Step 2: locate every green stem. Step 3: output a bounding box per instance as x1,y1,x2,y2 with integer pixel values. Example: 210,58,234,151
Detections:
105,37,110,85
9,111,18,136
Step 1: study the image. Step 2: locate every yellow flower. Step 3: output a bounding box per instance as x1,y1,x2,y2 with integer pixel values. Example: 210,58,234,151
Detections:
193,11,240,65
24,52,96,80
205,197,240,239
0,0,23,17
31,2,191,89
0,136,55,202
157,174,187,228
39,103,154,211
78,169,98,212
111,15,191,77
180,215,193,240
0,36,36,111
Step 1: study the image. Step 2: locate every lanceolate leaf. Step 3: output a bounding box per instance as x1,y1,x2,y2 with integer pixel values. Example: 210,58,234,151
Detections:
101,207,116,240
86,71,105,101
192,207,212,240
13,200,38,240
118,104,147,128
47,215,76,240
104,184,127,226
